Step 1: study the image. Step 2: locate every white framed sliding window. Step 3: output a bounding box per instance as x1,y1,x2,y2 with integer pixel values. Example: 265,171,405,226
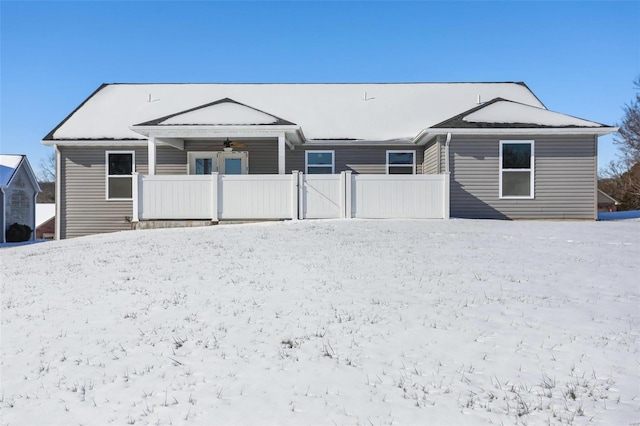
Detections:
305,150,335,174
188,152,217,175
386,150,415,174
499,140,534,199
105,151,135,200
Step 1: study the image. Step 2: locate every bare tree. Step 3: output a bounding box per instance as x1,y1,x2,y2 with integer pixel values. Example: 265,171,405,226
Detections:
37,152,56,203
38,152,56,183
600,77,640,210
614,77,640,167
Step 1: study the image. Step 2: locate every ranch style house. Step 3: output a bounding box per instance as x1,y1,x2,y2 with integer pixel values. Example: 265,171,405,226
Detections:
42,82,616,239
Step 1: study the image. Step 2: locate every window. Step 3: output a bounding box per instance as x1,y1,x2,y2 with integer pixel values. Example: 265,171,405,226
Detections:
187,151,249,175
106,151,134,200
188,152,217,175
386,150,415,174
305,151,334,174
218,151,248,174
500,140,534,198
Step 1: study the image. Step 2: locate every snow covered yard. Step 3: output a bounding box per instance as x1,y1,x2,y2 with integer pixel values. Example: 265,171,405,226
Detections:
1,219,638,425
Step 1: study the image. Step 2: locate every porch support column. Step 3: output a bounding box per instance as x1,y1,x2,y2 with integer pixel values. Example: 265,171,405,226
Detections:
278,134,286,175
132,172,140,223
148,136,157,175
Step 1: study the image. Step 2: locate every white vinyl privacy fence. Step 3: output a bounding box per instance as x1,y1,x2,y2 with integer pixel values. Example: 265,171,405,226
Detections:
133,172,449,222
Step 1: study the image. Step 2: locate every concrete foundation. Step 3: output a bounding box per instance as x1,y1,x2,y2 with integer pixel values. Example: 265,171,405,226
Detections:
132,220,218,230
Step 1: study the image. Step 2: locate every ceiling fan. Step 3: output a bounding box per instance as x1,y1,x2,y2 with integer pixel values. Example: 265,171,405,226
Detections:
223,138,247,148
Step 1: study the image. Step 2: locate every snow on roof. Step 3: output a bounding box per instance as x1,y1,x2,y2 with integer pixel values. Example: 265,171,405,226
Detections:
431,98,607,129
0,155,24,186
462,100,605,128
46,83,547,142
136,98,294,126
36,204,56,227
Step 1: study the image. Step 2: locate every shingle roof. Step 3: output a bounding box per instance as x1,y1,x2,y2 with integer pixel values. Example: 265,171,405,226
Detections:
43,82,550,142
431,98,607,129
134,98,296,126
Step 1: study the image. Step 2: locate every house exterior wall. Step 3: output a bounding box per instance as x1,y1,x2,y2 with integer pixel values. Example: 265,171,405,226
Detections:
58,142,426,238
58,146,148,239
286,145,424,174
422,138,440,174
3,165,37,238
448,134,597,220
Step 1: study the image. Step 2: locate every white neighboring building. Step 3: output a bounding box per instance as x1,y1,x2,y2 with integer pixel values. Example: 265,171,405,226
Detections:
0,155,41,243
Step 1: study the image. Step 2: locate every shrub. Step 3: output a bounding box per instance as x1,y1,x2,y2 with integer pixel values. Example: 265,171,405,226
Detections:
6,223,32,242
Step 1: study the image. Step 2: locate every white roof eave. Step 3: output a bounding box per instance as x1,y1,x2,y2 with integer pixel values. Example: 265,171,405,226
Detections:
131,124,302,138
42,139,148,147
43,125,307,146
415,126,618,144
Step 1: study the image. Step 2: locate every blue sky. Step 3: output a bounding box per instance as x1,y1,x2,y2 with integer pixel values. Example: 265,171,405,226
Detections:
1,1,638,177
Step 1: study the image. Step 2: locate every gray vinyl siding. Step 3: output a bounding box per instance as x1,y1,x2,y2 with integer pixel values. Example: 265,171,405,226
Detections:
422,139,439,174
59,146,150,239
449,135,597,220
59,142,428,238
286,145,424,174
184,140,278,174
60,141,282,238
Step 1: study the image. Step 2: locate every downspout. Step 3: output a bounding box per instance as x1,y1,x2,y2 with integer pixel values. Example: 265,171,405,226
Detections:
443,133,452,220
55,144,61,240
1,187,5,244
32,192,38,241
444,132,452,173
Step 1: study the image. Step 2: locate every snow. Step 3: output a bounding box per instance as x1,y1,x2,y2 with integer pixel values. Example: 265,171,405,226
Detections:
1,219,638,425
48,83,545,141
463,101,603,127
35,204,56,228
0,155,23,186
159,102,280,126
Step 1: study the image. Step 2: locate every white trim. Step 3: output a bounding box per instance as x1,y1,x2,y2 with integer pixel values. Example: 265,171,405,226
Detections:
386,150,416,175
593,134,598,220
278,134,286,174
305,139,414,146
105,150,135,201
416,127,618,145
305,150,335,174
42,139,147,147
54,145,61,240
148,136,156,176
0,187,5,243
499,140,535,199
133,125,303,144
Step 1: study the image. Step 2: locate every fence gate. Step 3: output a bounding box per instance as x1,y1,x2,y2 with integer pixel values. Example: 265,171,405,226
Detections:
300,174,343,219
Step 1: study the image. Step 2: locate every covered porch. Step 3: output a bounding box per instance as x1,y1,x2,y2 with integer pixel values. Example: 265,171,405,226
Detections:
131,97,304,177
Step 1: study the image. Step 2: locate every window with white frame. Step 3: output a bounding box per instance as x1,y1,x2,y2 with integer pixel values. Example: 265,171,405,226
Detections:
386,150,415,174
218,151,248,174
106,151,134,200
305,151,334,174
188,152,217,175
500,140,534,198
